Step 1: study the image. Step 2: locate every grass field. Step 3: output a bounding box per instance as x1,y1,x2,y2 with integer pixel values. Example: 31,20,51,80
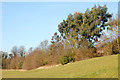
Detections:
2,55,118,78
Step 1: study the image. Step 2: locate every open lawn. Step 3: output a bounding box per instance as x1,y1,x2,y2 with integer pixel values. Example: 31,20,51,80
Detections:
2,55,118,78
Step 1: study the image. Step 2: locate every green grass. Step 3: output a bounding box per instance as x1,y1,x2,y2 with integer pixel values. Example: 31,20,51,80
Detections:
2,55,118,78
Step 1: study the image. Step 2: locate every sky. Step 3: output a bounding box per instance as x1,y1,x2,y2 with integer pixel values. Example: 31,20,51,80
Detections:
2,2,118,53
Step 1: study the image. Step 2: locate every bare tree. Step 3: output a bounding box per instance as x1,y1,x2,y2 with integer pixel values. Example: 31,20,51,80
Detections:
9,53,13,58
39,40,49,53
19,46,26,57
11,46,18,57
1,52,8,59
28,47,33,54
44,40,48,51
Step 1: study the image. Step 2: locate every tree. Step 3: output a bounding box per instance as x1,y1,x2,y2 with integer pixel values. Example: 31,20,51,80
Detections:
53,5,112,48
28,47,33,53
2,52,8,59
9,53,13,58
106,14,120,54
39,40,49,53
18,46,26,57
11,46,18,57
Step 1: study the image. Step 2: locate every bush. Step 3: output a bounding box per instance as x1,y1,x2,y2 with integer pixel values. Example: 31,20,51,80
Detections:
18,60,23,69
59,56,69,65
59,50,75,65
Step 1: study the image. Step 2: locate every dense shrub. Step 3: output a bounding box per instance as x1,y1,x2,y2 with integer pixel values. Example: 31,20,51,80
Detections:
59,56,69,65
59,49,75,65
18,60,23,69
59,55,75,65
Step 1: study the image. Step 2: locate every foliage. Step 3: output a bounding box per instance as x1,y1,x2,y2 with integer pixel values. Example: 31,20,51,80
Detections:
59,56,69,65
52,5,112,49
18,60,23,69
59,49,75,65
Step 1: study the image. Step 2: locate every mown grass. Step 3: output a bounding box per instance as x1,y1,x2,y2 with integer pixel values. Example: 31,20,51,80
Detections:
2,55,118,78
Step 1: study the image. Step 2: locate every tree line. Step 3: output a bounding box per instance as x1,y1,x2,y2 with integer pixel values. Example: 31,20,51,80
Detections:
1,5,120,70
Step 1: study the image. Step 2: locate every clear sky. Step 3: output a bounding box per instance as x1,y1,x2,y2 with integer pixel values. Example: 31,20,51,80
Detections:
2,2,118,53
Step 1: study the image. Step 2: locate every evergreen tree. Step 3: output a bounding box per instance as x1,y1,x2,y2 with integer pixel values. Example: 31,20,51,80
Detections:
52,5,112,48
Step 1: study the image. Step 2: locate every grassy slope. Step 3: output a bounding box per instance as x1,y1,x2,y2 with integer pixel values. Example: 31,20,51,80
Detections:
2,55,118,78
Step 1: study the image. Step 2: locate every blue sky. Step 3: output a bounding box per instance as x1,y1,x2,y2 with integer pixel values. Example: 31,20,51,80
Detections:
2,2,118,53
